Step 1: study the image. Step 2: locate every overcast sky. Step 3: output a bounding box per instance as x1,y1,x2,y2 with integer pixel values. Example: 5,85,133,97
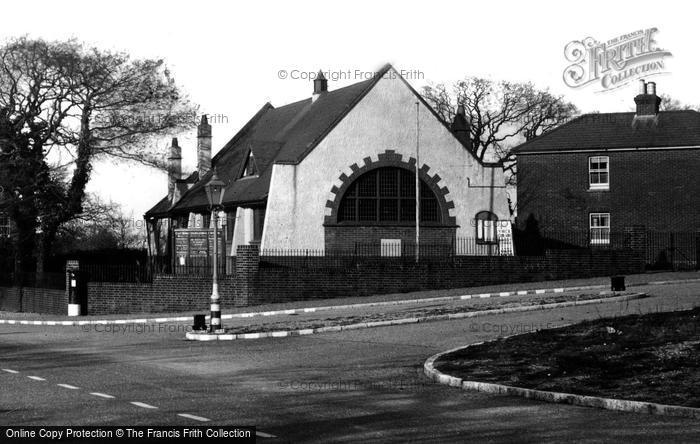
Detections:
2,0,697,224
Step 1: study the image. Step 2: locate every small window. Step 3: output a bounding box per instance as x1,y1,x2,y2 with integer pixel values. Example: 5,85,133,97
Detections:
589,156,609,190
590,213,610,245
241,150,258,178
0,213,9,237
475,211,498,244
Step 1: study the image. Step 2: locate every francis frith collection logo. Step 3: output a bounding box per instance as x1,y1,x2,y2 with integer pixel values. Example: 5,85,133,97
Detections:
563,28,672,92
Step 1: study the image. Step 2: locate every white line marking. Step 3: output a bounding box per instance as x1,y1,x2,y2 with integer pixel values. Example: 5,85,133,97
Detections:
517,290,528,295
478,293,491,298
89,392,115,399
554,288,565,293
1,368,19,373
535,289,546,294
131,401,158,409
27,376,46,381
256,431,277,438
499,292,511,297
57,383,79,389
178,413,210,422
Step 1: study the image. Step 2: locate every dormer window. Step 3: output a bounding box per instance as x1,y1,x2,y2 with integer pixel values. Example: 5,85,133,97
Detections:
241,150,258,178
589,156,609,190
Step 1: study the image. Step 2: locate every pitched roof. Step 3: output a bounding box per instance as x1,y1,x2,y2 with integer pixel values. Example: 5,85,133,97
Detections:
145,196,170,218
147,63,479,215
514,110,700,154
144,171,199,217
158,66,391,213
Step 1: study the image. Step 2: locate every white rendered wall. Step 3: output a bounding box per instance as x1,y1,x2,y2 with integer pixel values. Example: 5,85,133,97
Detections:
261,68,510,252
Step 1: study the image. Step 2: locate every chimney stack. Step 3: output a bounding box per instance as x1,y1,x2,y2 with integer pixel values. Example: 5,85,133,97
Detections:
312,70,328,102
167,137,182,202
634,79,661,117
451,104,472,150
197,115,212,179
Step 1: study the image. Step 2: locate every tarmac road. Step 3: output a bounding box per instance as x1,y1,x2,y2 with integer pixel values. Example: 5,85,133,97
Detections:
1,281,699,443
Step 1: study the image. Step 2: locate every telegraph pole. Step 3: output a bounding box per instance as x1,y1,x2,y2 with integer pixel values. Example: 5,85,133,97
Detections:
415,102,420,263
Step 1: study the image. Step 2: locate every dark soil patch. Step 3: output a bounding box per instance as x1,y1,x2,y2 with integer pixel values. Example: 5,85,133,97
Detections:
435,307,700,407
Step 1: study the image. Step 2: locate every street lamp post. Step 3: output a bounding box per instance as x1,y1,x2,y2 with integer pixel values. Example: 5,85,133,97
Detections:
205,170,226,333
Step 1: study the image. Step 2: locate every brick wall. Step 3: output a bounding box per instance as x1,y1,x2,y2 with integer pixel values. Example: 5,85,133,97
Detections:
0,286,67,315
517,150,700,232
324,226,457,251
245,248,644,305
4,245,645,316
86,274,236,315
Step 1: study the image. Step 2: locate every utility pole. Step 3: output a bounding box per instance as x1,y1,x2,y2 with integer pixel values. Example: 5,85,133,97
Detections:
415,102,420,263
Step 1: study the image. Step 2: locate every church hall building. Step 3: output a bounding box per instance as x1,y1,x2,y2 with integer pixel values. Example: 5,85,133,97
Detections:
145,64,511,263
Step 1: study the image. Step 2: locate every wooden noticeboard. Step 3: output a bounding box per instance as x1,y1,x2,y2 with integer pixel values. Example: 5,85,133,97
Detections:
174,229,224,263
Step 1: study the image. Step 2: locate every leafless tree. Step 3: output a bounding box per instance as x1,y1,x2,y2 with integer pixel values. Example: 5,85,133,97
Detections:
0,37,197,272
658,93,699,111
422,77,579,186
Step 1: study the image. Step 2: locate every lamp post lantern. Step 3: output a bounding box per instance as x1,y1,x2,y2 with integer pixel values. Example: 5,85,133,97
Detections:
205,170,226,333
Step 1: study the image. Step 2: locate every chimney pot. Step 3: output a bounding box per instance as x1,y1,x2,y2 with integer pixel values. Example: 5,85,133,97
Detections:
638,79,647,95
647,81,656,95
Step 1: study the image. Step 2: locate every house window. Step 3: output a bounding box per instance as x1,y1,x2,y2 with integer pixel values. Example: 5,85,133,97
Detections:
589,156,609,190
475,211,498,244
589,213,610,245
241,150,258,177
0,214,9,237
337,167,441,224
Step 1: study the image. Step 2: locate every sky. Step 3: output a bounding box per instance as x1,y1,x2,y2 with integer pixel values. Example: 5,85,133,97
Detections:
1,0,697,223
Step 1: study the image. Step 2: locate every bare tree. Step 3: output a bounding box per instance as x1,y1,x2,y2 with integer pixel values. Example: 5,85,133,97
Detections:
658,93,699,111
54,196,144,253
422,77,579,184
0,37,197,272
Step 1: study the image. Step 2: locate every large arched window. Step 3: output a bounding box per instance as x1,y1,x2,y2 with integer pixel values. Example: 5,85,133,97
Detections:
337,167,441,224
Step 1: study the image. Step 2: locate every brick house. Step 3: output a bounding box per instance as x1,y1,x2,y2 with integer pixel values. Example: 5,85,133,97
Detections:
145,64,511,264
514,80,700,246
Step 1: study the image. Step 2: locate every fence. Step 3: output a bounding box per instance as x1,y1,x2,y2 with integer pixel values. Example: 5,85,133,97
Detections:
646,231,698,270
532,230,699,270
0,272,65,290
72,230,700,284
79,255,233,283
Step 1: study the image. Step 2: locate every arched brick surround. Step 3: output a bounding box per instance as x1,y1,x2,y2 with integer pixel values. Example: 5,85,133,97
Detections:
323,150,458,251
324,150,457,226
